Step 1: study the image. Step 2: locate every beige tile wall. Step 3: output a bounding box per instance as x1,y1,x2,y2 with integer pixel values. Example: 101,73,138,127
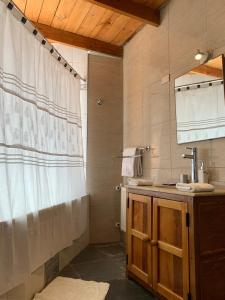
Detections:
87,54,123,243
124,0,225,183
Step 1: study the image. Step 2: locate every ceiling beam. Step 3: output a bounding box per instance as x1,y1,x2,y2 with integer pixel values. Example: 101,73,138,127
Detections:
192,65,223,78
85,0,160,26
34,23,123,57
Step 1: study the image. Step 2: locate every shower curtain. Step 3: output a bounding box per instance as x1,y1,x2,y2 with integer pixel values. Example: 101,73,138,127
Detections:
0,1,86,295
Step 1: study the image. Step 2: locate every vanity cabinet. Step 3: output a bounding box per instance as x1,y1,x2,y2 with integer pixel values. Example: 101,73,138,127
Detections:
126,187,225,300
127,193,152,286
152,198,189,300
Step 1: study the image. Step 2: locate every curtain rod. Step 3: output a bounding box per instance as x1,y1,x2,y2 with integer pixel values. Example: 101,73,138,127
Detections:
1,0,86,82
175,78,224,92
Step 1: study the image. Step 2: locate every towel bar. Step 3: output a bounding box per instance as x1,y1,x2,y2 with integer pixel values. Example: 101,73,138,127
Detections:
115,146,151,159
115,154,143,158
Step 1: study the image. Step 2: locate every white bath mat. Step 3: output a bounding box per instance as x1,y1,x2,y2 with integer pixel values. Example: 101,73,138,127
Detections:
33,276,110,300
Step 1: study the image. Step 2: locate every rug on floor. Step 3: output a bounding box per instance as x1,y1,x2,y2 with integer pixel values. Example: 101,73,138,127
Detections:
33,276,110,300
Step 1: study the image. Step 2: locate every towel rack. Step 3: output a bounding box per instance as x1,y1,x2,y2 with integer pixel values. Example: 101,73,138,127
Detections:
115,146,151,159
139,146,151,152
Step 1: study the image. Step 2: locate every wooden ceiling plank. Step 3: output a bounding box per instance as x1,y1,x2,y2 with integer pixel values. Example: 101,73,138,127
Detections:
91,12,119,41
192,65,223,78
76,4,106,37
111,18,143,46
51,0,77,29
12,0,27,13
85,0,160,26
63,0,92,33
89,9,114,38
96,14,130,44
25,0,44,22
14,0,167,48
34,23,123,57
37,0,60,25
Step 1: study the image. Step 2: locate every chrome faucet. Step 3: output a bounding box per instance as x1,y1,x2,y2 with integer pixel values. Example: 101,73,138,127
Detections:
182,147,198,183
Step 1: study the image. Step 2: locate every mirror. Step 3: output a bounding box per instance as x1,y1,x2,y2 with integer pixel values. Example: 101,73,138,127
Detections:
175,55,225,144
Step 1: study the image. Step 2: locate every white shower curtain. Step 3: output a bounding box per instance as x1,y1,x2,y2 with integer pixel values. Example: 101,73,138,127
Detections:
0,1,86,295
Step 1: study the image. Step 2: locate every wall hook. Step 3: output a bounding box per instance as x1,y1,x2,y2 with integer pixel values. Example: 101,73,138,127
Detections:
97,98,103,105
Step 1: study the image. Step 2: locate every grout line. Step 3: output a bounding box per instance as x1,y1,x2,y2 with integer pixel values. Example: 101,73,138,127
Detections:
167,3,173,180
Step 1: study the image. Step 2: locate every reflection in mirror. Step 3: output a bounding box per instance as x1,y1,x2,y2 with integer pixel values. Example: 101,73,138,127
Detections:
175,55,225,144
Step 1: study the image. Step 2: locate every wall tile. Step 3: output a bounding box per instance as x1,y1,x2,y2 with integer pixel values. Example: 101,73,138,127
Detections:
124,0,225,184
206,0,225,50
88,54,123,243
171,134,212,170
59,229,90,271
169,0,207,75
143,82,170,127
211,138,225,168
90,202,120,243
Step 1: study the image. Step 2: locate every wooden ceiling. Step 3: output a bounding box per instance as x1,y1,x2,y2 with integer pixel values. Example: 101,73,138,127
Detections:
13,0,168,57
192,56,223,79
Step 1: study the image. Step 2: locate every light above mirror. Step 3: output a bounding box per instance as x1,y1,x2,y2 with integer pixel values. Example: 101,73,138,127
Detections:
194,49,211,64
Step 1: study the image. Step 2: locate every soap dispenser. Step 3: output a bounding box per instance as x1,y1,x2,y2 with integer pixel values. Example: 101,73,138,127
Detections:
198,161,209,183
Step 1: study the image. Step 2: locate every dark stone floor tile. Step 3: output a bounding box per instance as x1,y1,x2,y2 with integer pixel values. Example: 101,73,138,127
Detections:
60,264,81,279
71,243,125,265
60,242,158,299
67,257,126,281
70,245,105,264
96,243,125,258
106,279,156,300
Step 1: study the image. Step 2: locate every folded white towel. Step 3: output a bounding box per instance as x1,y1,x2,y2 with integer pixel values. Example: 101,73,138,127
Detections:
127,178,153,186
176,183,215,193
122,148,143,177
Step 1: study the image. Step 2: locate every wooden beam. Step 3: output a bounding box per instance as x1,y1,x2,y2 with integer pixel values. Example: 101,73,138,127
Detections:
85,0,160,26
192,65,223,78
34,23,123,57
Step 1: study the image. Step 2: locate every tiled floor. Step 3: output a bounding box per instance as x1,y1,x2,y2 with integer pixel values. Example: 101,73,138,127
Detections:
60,243,157,300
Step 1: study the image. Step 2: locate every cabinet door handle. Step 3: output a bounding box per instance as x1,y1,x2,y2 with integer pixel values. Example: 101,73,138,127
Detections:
150,240,158,247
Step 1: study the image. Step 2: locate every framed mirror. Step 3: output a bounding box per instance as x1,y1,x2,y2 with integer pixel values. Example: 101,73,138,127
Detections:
175,55,225,144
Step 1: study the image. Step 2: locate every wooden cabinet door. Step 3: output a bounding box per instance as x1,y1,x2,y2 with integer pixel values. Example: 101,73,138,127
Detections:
127,193,152,286
152,198,189,300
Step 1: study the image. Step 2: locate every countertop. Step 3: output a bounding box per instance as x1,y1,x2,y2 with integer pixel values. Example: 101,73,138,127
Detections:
126,184,225,197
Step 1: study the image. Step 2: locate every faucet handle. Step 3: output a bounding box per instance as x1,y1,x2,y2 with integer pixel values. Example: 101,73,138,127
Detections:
186,146,197,151
185,147,198,156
